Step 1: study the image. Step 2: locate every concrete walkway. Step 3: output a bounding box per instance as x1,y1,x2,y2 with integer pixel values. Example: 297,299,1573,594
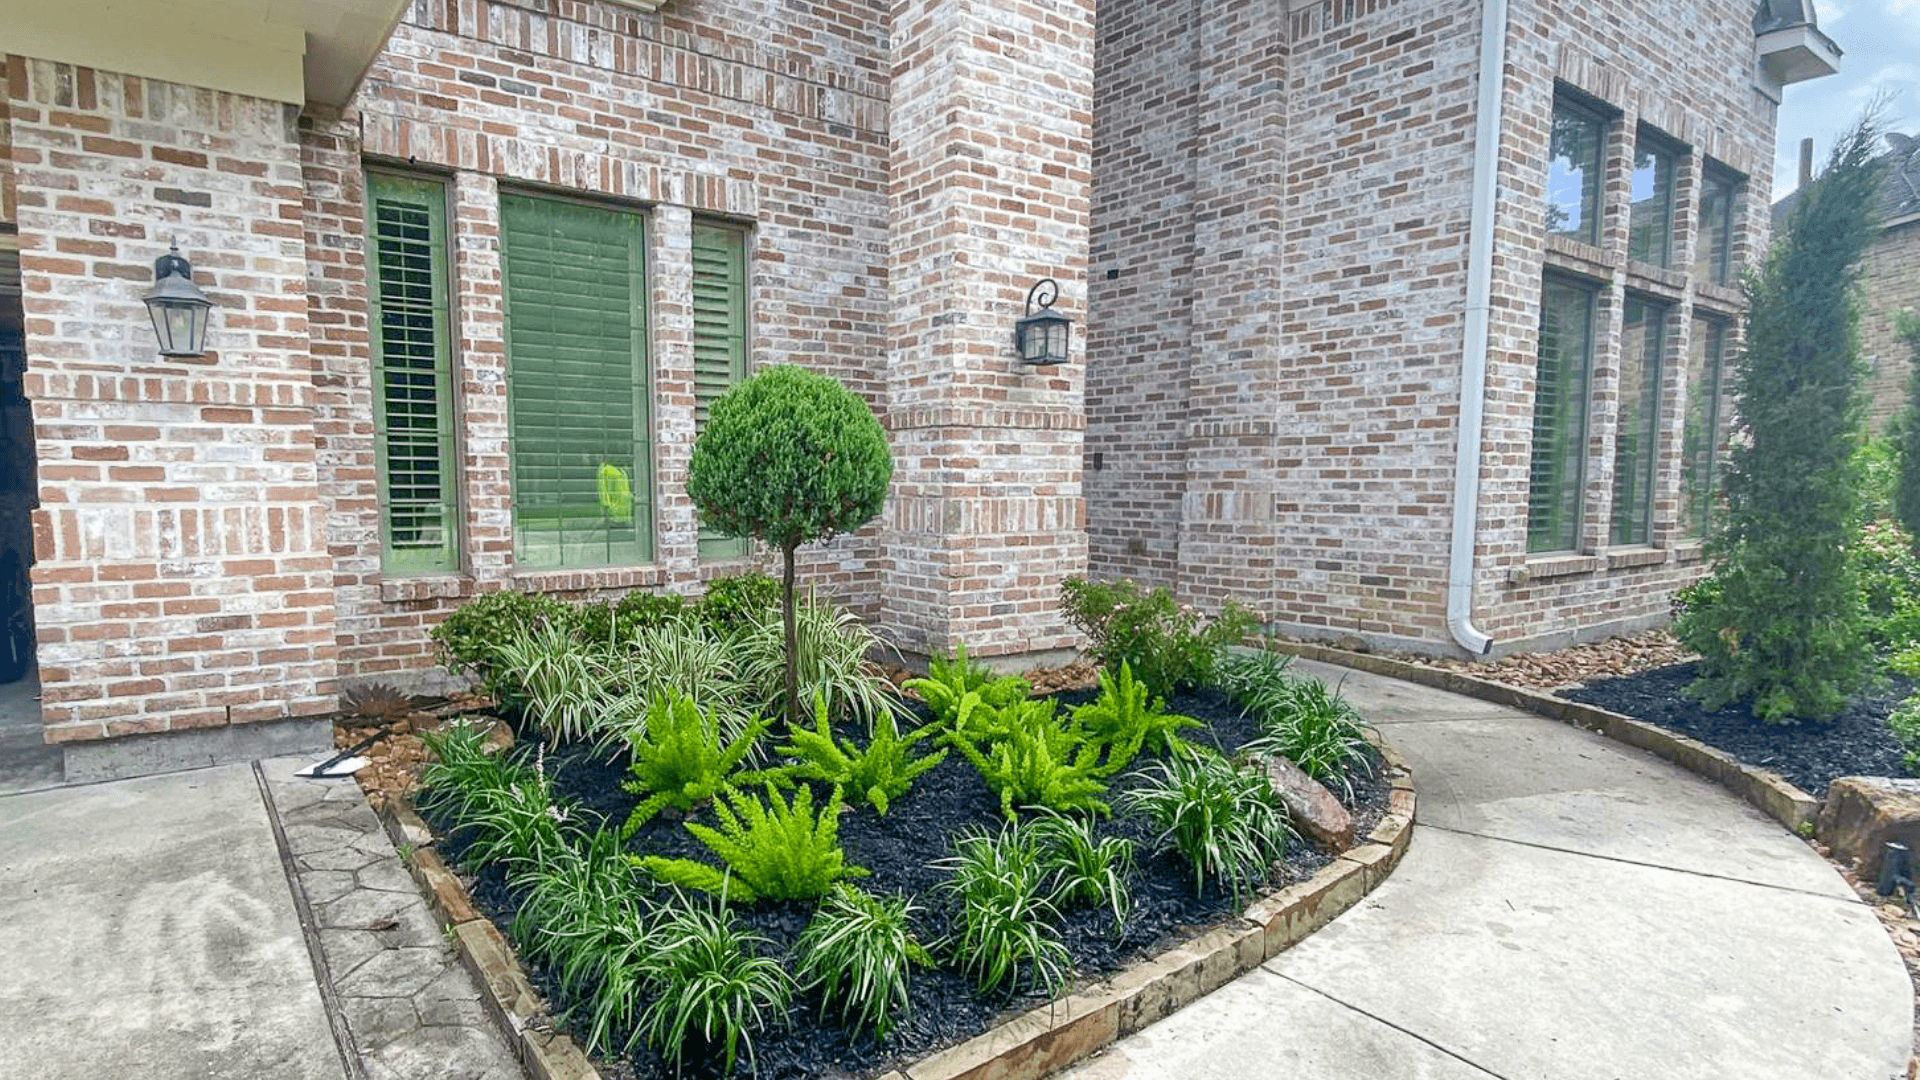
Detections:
1066,659,1914,1080
0,757,524,1080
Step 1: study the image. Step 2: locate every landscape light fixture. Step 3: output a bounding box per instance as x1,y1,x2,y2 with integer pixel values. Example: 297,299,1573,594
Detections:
143,241,212,358
1014,277,1071,366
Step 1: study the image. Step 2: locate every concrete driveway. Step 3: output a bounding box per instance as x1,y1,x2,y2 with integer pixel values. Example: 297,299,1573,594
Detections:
1063,659,1913,1080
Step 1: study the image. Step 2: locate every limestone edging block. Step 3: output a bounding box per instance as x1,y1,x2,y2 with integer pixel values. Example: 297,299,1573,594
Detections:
1274,641,1821,833
378,735,1415,1080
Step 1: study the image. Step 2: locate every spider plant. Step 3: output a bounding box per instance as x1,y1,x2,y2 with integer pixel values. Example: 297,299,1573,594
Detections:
1120,748,1293,903
1027,810,1135,933
935,820,1071,996
490,619,621,747
736,598,904,730
633,888,794,1076
792,884,933,1041
1231,666,1374,801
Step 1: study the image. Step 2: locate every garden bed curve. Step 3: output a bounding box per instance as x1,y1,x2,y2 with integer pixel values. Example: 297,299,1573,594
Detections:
374,734,1418,1080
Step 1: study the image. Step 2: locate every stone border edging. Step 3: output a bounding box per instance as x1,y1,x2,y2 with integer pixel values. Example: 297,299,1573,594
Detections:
1271,641,1820,833
375,739,1417,1080
379,801,600,1080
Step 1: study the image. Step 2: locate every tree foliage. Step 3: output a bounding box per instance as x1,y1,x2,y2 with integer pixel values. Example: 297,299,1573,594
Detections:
1675,115,1889,722
686,364,893,723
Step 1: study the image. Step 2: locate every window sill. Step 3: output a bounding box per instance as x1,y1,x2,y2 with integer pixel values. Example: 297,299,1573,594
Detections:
1694,280,1742,312
512,565,667,594
1519,553,1603,582
1605,545,1668,569
380,574,475,604
1673,541,1707,565
1544,236,1613,277
1624,261,1686,296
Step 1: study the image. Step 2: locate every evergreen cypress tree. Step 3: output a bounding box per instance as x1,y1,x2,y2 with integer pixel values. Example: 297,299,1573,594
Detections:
1675,117,1888,722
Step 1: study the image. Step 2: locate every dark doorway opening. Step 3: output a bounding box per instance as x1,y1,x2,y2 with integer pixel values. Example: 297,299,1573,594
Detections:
0,234,51,791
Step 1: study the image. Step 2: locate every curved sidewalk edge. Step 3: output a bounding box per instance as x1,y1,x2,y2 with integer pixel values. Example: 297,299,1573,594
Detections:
1271,641,1820,833
375,737,1417,1080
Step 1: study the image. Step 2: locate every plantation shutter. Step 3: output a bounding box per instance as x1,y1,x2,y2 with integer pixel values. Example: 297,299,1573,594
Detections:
1527,277,1596,553
501,194,652,569
367,173,458,572
691,219,749,560
1611,298,1665,545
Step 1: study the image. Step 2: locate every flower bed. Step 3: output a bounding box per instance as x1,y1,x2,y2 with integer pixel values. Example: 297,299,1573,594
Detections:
410,577,1388,1079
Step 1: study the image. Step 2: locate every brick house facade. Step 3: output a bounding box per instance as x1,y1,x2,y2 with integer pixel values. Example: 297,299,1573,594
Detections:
0,0,1832,778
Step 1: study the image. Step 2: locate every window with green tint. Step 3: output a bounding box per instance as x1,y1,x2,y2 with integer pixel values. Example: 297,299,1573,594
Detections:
1547,96,1605,245
1628,132,1678,266
1681,316,1729,538
1693,171,1737,285
1528,276,1597,553
1612,297,1666,546
501,194,652,569
691,218,749,560
367,172,458,573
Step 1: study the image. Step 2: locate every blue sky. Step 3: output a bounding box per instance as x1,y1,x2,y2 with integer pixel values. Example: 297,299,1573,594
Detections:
1772,1,1920,200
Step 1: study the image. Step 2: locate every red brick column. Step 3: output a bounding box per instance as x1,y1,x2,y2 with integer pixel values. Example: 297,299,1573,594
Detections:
879,0,1096,662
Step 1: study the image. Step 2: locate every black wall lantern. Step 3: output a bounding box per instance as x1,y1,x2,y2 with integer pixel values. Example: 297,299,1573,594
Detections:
1015,277,1072,366
143,241,212,358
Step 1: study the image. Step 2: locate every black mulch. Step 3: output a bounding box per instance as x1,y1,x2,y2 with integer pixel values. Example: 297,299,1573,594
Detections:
1560,661,1917,797
425,685,1390,1080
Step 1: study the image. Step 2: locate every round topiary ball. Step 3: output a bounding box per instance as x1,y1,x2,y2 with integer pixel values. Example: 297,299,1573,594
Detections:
687,364,892,553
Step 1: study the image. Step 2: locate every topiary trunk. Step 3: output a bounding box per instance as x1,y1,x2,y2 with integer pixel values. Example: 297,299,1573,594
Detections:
783,540,800,725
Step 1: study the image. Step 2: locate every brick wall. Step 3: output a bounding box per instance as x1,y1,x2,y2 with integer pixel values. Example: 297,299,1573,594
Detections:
878,0,1094,660
1860,220,1920,433
303,0,900,689
5,57,337,741
1090,0,1782,656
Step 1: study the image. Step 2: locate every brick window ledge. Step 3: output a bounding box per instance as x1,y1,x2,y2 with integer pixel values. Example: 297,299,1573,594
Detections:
512,565,668,595
380,574,476,604
1673,541,1707,565
1605,545,1669,569
1521,553,1603,581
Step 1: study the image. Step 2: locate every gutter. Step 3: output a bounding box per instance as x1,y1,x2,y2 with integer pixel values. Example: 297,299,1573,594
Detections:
1446,0,1507,657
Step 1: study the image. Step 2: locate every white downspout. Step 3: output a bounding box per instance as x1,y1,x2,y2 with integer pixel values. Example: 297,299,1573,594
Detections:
1447,0,1507,657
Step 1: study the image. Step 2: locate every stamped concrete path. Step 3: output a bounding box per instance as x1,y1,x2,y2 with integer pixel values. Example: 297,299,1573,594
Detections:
1066,658,1914,1080
0,756,524,1080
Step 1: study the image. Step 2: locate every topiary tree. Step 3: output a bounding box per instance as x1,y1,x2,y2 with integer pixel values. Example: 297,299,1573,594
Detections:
1895,313,1920,545
1675,116,1888,722
687,364,892,723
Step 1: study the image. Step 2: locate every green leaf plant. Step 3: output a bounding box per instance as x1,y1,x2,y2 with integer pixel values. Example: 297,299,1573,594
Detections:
617,693,780,839
775,691,946,816
944,697,1126,818
904,643,1032,726
1070,662,1204,761
639,783,870,903
792,884,933,1041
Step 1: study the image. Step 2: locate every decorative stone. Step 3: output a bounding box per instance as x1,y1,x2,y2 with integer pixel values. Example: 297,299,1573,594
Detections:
1253,753,1355,851
1816,776,1920,882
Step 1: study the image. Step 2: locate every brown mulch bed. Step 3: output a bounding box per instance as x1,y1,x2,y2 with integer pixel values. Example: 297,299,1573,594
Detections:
1384,627,1696,691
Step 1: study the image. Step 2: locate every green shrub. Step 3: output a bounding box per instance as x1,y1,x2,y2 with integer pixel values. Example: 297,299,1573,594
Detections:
936,821,1070,996
1858,436,1900,525
1070,662,1202,761
634,890,794,1075
1890,646,1920,678
736,599,902,732
617,694,778,837
699,572,783,638
1059,577,1257,699
945,697,1122,817
1889,695,1920,774
1675,115,1888,722
1855,518,1920,653
687,364,893,724
430,590,568,702
1121,748,1293,903
1027,811,1134,933
905,643,1031,725
792,885,932,1041
618,622,751,740
775,691,945,816
640,783,870,903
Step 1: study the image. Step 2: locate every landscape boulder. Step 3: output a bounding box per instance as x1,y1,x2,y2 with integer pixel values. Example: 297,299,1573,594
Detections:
1253,753,1355,852
1816,776,1920,882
